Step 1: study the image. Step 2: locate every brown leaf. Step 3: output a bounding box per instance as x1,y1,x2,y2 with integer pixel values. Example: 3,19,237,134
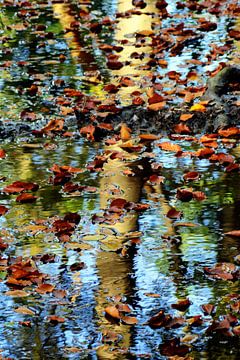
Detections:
16,193,38,203
183,171,200,181
105,305,121,320
176,189,193,202
193,191,207,201
0,205,8,216
201,303,215,315
171,298,191,311
121,315,138,325
158,142,182,152
5,290,30,297
3,181,39,194
48,315,65,324
120,123,131,141
41,119,64,133
160,338,190,357
36,283,55,294
15,306,35,316
148,101,166,111
174,123,191,134
225,230,240,237
166,208,182,219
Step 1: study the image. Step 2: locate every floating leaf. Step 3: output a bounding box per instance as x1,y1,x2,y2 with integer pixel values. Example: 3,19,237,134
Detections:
158,142,182,152
36,283,55,294
0,205,8,216
5,290,30,297
16,193,38,203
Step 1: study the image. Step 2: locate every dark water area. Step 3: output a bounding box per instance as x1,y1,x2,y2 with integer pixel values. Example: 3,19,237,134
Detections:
0,0,240,359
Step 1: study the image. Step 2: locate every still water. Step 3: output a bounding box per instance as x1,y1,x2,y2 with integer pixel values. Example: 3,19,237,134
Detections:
0,0,240,359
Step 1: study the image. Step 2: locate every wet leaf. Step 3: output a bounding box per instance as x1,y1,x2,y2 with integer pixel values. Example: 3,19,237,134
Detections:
225,230,240,237
176,189,193,202
105,305,121,320
171,298,191,312
41,119,64,133
48,316,65,324
3,181,39,194
15,306,35,316
0,205,8,216
5,290,30,297
121,316,138,325
158,142,182,153
167,208,182,219
0,149,6,159
183,171,200,181
36,283,55,294
160,338,190,357
16,193,38,203
201,304,216,315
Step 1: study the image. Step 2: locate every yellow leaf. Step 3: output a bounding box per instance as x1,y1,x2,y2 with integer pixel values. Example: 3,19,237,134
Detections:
190,104,206,112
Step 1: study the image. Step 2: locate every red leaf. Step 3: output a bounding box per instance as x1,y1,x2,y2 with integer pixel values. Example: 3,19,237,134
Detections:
183,171,200,181
3,181,39,194
176,189,193,202
0,205,8,216
0,149,6,159
209,153,234,165
166,208,182,219
193,191,207,201
16,193,37,203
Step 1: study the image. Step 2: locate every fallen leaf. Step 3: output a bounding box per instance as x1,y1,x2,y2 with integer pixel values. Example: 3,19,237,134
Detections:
5,290,30,297
36,283,55,294
158,142,182,152
121,316,138,325
48,315,65,324
201,304,216,315
171,298,191,311
15,306,35,316
183,171,200,181
225,230,240,237
16,193,38,203
190,103,206,112
0,205,8,216
105,305,121,320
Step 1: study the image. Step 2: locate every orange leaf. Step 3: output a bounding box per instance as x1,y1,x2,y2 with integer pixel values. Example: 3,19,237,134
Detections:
180,114,193,121
148,101,166,111
158,141,182,152
224,230,240,237
105,305,121,319
121,316,138,325
36,283,55,294
120,123,131,141
42,119,64,133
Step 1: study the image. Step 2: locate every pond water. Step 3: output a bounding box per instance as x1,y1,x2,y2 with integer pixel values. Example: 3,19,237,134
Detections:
0,0,240,359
